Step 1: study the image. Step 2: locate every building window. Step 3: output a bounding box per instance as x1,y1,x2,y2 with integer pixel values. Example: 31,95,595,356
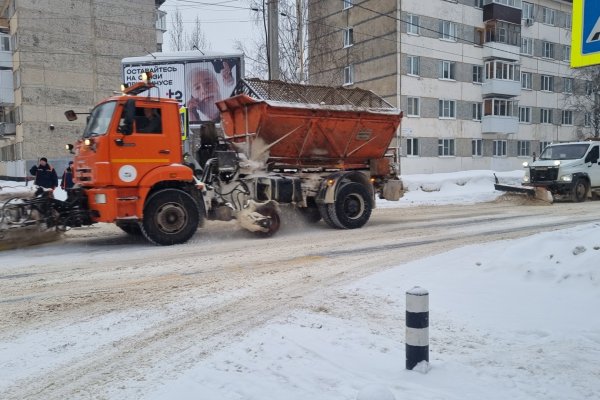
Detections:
474,0,484,9
563,77,573,94
439,100,456,118
439,20,457,41
472,103,482,121
407,138,419,156
584,113,592,127
562,110,573,125
522,2,535,19
485,20,521,46
484,98,519,117
521,37,533,55
485,60,519,81
473,65,483,83
407,14,420,35
343,27,353,47
518,140,530,157
540,141,552,153
493,140,507,157
541,75,554,92
343,0,353,10
0,34,10,52
472,139,482,156
408,55,420,76
407,97,420,117
343,65,354,85
521,72,532,89
540,108,553,124
440,60,456,80
564,13,572,30
438,138,455,156
562,45,571,62
542,7,555,25
519,106,532,123
542,41,554,58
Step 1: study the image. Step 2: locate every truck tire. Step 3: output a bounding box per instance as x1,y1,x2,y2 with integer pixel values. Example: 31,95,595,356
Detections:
117,222,142,236
318,204,338,228
141,189,201,245
572,178,588,203
329,182,372,229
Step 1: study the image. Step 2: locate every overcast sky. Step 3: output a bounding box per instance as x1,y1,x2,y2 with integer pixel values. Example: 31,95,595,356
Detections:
159,0,262,54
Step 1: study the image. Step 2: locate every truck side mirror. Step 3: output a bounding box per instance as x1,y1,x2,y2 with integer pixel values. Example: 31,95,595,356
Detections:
64,110,78,121
119,99,136,135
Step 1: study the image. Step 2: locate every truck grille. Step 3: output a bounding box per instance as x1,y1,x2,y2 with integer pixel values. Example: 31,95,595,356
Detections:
530,167,558,182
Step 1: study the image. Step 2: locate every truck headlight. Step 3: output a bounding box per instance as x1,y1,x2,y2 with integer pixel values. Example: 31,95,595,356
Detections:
559,174,572,182
554,160,561,166
95,193,107,204
523,175,530,183
522,161,529,167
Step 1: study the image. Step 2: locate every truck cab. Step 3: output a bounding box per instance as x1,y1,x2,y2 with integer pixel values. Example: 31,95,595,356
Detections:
67,80,200,244
523,141,600,202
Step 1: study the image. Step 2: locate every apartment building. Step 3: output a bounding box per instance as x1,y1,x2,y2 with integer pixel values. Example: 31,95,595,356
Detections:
0,0,166,178
308,0,584,174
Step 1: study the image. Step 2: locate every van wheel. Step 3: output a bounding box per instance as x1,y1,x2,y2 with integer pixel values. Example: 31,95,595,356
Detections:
572,179,588,203
141,189,200,245
330,182,372,229
117,222,142,235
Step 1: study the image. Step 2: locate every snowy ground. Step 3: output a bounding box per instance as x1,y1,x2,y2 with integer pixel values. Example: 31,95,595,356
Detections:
2,169,599,399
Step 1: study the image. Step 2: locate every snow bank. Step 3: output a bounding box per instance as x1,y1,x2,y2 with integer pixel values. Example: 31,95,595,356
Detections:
146,223,600,400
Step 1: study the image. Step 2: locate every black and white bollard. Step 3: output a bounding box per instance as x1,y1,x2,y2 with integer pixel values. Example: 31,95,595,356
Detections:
406,286,429,370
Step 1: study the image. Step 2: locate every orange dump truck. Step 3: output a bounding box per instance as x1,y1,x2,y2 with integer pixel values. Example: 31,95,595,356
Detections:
1,77,404,246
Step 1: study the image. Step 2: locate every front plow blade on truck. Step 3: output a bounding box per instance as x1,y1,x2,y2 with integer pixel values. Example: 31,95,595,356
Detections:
493,175,553,203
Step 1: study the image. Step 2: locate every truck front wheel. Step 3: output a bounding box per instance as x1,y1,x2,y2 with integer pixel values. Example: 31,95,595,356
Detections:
572,178,588,203
141,189,200,245
329,182,372,229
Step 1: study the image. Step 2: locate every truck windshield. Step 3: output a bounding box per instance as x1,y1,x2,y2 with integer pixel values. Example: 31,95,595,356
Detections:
540,144,590,160
83,101,116,138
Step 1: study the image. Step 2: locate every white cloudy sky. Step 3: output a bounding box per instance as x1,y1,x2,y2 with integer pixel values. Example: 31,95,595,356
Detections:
159,0,262,54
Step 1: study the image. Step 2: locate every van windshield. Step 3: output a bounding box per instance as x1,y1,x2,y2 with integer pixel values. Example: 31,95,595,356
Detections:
83,101,116,138
539,144,590,161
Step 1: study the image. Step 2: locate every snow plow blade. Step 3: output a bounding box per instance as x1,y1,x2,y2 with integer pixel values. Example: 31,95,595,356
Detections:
494,183,553,203
0,190,63,251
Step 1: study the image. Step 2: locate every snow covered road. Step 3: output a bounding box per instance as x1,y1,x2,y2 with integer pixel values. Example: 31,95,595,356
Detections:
1,198,599,399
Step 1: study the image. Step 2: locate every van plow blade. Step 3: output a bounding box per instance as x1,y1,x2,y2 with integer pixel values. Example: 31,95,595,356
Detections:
494,181,553,203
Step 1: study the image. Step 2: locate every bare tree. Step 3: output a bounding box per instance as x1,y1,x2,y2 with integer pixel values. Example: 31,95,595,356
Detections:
187,16,209,52
168,7,185,52
565,66,600,138
243,0,308,82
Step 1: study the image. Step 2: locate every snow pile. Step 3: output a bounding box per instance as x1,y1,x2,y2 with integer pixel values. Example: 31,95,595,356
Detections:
378,169,524,207
0,180,67,201
146,223,600,400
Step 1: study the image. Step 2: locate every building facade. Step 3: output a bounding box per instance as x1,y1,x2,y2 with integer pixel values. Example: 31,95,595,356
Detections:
308,0,585,174
0,0,165,178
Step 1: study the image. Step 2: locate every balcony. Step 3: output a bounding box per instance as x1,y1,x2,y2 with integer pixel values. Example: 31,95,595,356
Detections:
483,1,522,24
0,69,13,105
482,79,521,97
483,41,520,61
482,116,518,134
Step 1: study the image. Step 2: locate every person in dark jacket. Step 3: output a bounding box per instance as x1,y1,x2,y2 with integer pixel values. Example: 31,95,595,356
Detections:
60,161,74,190
29,157,58,189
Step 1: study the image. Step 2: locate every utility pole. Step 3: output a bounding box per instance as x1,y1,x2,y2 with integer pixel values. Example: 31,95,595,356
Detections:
267,0,280,80
296,0,304,82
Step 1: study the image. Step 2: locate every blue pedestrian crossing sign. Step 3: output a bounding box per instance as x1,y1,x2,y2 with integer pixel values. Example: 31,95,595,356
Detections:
572,0,600,67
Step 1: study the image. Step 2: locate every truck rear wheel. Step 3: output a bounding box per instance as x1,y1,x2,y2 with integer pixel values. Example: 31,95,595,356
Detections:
318,204,338,228
572,178,588,203
329,182,372,229
141,189,200,245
